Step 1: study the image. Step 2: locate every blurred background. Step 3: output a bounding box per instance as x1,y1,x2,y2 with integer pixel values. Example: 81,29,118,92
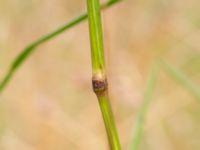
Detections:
0,0,200,149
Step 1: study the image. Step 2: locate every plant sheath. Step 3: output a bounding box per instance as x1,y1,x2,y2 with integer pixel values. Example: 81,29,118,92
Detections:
87,0,121,149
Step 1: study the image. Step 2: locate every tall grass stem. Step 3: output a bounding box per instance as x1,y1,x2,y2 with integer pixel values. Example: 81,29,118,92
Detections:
87,0,121,149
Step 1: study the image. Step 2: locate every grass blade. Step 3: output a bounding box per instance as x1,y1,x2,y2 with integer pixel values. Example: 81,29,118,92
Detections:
160,60,200,101
129,59,200,150
129,64,158,150
0,0,121,93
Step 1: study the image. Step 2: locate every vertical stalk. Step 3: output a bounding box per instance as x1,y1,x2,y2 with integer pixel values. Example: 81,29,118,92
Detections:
87,0,121,149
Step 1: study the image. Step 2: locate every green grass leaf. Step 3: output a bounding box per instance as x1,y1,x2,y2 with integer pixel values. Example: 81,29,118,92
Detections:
0,0,121,93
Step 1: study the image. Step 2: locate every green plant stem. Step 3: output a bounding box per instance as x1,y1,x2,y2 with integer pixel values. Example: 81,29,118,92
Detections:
129,64,158,150
0,0,121,93
87,0,121,149
98,93,121,149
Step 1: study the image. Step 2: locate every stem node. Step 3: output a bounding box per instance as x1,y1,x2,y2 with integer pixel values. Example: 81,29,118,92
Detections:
92,76,108,96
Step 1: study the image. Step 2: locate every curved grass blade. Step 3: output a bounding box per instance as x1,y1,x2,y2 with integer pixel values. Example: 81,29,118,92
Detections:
130,59,200,150
160,60,200,101
0,0,121,93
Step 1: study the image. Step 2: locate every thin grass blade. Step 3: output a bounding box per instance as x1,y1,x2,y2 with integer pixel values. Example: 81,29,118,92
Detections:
160,60,200,101
0,0,121,93
129,64,158,150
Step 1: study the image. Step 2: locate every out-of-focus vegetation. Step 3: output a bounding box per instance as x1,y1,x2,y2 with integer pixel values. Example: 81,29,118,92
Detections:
0,0,200,150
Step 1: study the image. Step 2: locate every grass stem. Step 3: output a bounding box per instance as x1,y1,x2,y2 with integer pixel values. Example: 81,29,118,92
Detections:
87,0,121,149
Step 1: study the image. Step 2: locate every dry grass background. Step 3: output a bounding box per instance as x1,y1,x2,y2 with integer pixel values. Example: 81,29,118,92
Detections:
0,0,200,149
